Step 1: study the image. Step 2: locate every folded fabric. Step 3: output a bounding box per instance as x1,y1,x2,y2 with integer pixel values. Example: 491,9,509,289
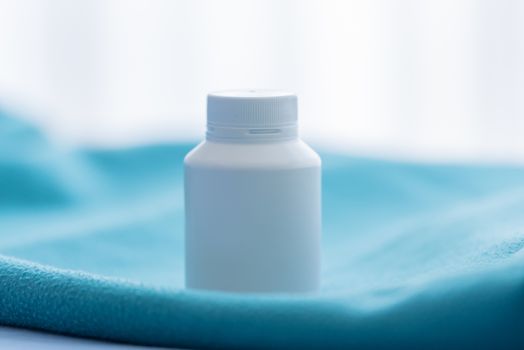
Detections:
0,109,523,349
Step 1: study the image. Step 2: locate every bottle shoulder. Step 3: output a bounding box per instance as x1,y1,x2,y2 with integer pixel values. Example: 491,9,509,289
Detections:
184,139,321,170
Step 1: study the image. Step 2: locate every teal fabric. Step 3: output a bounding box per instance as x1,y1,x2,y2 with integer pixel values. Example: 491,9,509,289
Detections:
1,110,523,349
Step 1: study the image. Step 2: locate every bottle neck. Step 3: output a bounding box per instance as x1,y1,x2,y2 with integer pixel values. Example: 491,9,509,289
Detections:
206,123,298,143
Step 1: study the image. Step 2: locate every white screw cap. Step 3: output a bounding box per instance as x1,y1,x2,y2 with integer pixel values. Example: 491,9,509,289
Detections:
206,90,298,142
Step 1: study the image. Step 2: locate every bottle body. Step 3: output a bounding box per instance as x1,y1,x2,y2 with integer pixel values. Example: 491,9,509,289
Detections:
184,139,321,293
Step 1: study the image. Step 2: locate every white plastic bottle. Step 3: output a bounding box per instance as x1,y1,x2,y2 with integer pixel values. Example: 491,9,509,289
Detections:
184,90,321,293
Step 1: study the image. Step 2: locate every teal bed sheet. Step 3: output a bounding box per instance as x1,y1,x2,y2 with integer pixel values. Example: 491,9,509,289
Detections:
0,110,523,349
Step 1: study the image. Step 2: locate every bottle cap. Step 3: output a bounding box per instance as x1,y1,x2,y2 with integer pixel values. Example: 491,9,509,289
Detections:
206,90,298,142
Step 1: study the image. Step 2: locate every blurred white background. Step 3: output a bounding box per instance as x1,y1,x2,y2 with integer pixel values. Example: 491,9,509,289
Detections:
0,0,523,162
